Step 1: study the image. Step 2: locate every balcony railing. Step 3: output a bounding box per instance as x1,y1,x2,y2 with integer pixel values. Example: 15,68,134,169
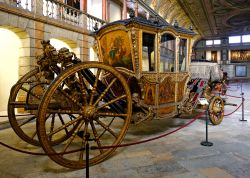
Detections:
1,0,106,31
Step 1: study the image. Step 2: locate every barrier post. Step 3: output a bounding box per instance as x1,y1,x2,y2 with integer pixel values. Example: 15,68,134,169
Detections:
240,92,247,122
201,109,213,147
85,133,90,178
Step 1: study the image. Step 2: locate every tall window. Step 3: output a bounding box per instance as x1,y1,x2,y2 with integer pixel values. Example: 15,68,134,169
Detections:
179,38,187,71
206,40,213,46
214,40,221,45
142,32,155,71
159,33,175,72
229,36,241,44
206,39,221,46
242,35,250,43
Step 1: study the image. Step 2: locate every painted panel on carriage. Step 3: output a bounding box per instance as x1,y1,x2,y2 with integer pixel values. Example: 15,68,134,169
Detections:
99,30,133,70
159,75,175,104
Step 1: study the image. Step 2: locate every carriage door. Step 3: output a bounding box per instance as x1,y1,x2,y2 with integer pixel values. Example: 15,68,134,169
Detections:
141,32,157,107
176,38,190,103
157,33,177,116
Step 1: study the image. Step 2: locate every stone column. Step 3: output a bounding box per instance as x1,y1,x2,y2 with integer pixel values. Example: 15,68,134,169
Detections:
135,0,138,17
221,38,229,64
82,0,87,12
102,0,107,21
122,0,127,19
33,0,43,15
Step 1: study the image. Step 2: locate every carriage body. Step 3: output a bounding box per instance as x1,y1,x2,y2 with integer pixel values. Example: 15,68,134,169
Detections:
94,17,195,121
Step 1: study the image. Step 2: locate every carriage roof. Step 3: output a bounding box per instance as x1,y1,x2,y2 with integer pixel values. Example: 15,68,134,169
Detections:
93,16,196,73
95,16,195,36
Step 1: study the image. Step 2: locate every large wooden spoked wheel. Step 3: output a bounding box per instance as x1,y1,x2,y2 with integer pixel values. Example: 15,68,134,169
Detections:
8,68,77,146
37,62,132,169
208,96,224,125
8,68,46,146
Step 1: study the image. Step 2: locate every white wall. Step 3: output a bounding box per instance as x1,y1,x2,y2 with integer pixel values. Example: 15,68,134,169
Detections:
206,51,211,60
50,38,80,59
217,50,221,62
0,28,20,112
50,38,72,51
87,0,102,19
228,50,231,61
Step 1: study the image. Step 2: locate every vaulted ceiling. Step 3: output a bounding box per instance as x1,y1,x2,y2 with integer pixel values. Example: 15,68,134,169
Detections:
144,0,250,39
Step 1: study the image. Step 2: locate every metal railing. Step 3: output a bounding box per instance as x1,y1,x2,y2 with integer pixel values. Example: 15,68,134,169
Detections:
1,0,106,31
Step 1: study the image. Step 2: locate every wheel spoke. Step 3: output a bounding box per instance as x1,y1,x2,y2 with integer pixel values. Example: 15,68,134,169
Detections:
62,121,84,153
79,122,89,162
18,116,36,127
58,113,69,135
58,88,83,108
20,86,41,100
31,129,37,139
89,68,101,105
47,116,81,137
95,119,118,138
69,114,77,120
49,114,55,141
97,117,115,140
97,95,126,110
93,78,117,107
90,121,104,154
77,71,88,106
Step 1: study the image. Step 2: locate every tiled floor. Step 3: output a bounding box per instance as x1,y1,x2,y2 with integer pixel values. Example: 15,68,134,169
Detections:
0,82,250,178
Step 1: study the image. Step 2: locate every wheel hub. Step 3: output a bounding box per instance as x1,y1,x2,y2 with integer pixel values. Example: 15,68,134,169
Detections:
212,100,222,113
82,105,97,121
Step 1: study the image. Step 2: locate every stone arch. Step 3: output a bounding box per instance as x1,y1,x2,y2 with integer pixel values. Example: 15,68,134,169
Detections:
0,26,30,112
44,25,86,60
49,38,79,57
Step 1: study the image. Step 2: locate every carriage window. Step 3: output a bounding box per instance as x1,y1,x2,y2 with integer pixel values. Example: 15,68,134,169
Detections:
179,38,187,71
142,32,155,71
160,33,176,72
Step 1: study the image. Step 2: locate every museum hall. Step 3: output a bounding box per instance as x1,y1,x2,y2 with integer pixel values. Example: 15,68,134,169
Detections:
0,0,250,177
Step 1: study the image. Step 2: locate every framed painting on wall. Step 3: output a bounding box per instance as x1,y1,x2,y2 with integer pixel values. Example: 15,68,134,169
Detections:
235,65,247,77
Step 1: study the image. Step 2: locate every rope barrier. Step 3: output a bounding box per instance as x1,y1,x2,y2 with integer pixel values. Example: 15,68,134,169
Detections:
227,87,241,92
224,101,243,116
0,141,85,156
224,94,242,99
91,111,205,150
0,111,205,155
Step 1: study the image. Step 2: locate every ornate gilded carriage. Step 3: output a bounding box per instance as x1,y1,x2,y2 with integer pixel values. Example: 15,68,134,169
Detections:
94,16,195,123
7,16,224,169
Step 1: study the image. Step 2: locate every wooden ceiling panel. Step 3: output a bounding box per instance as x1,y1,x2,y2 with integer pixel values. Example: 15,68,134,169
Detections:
144,0,250,38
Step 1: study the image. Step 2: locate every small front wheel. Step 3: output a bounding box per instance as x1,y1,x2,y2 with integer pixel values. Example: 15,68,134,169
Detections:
208,96,224,125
